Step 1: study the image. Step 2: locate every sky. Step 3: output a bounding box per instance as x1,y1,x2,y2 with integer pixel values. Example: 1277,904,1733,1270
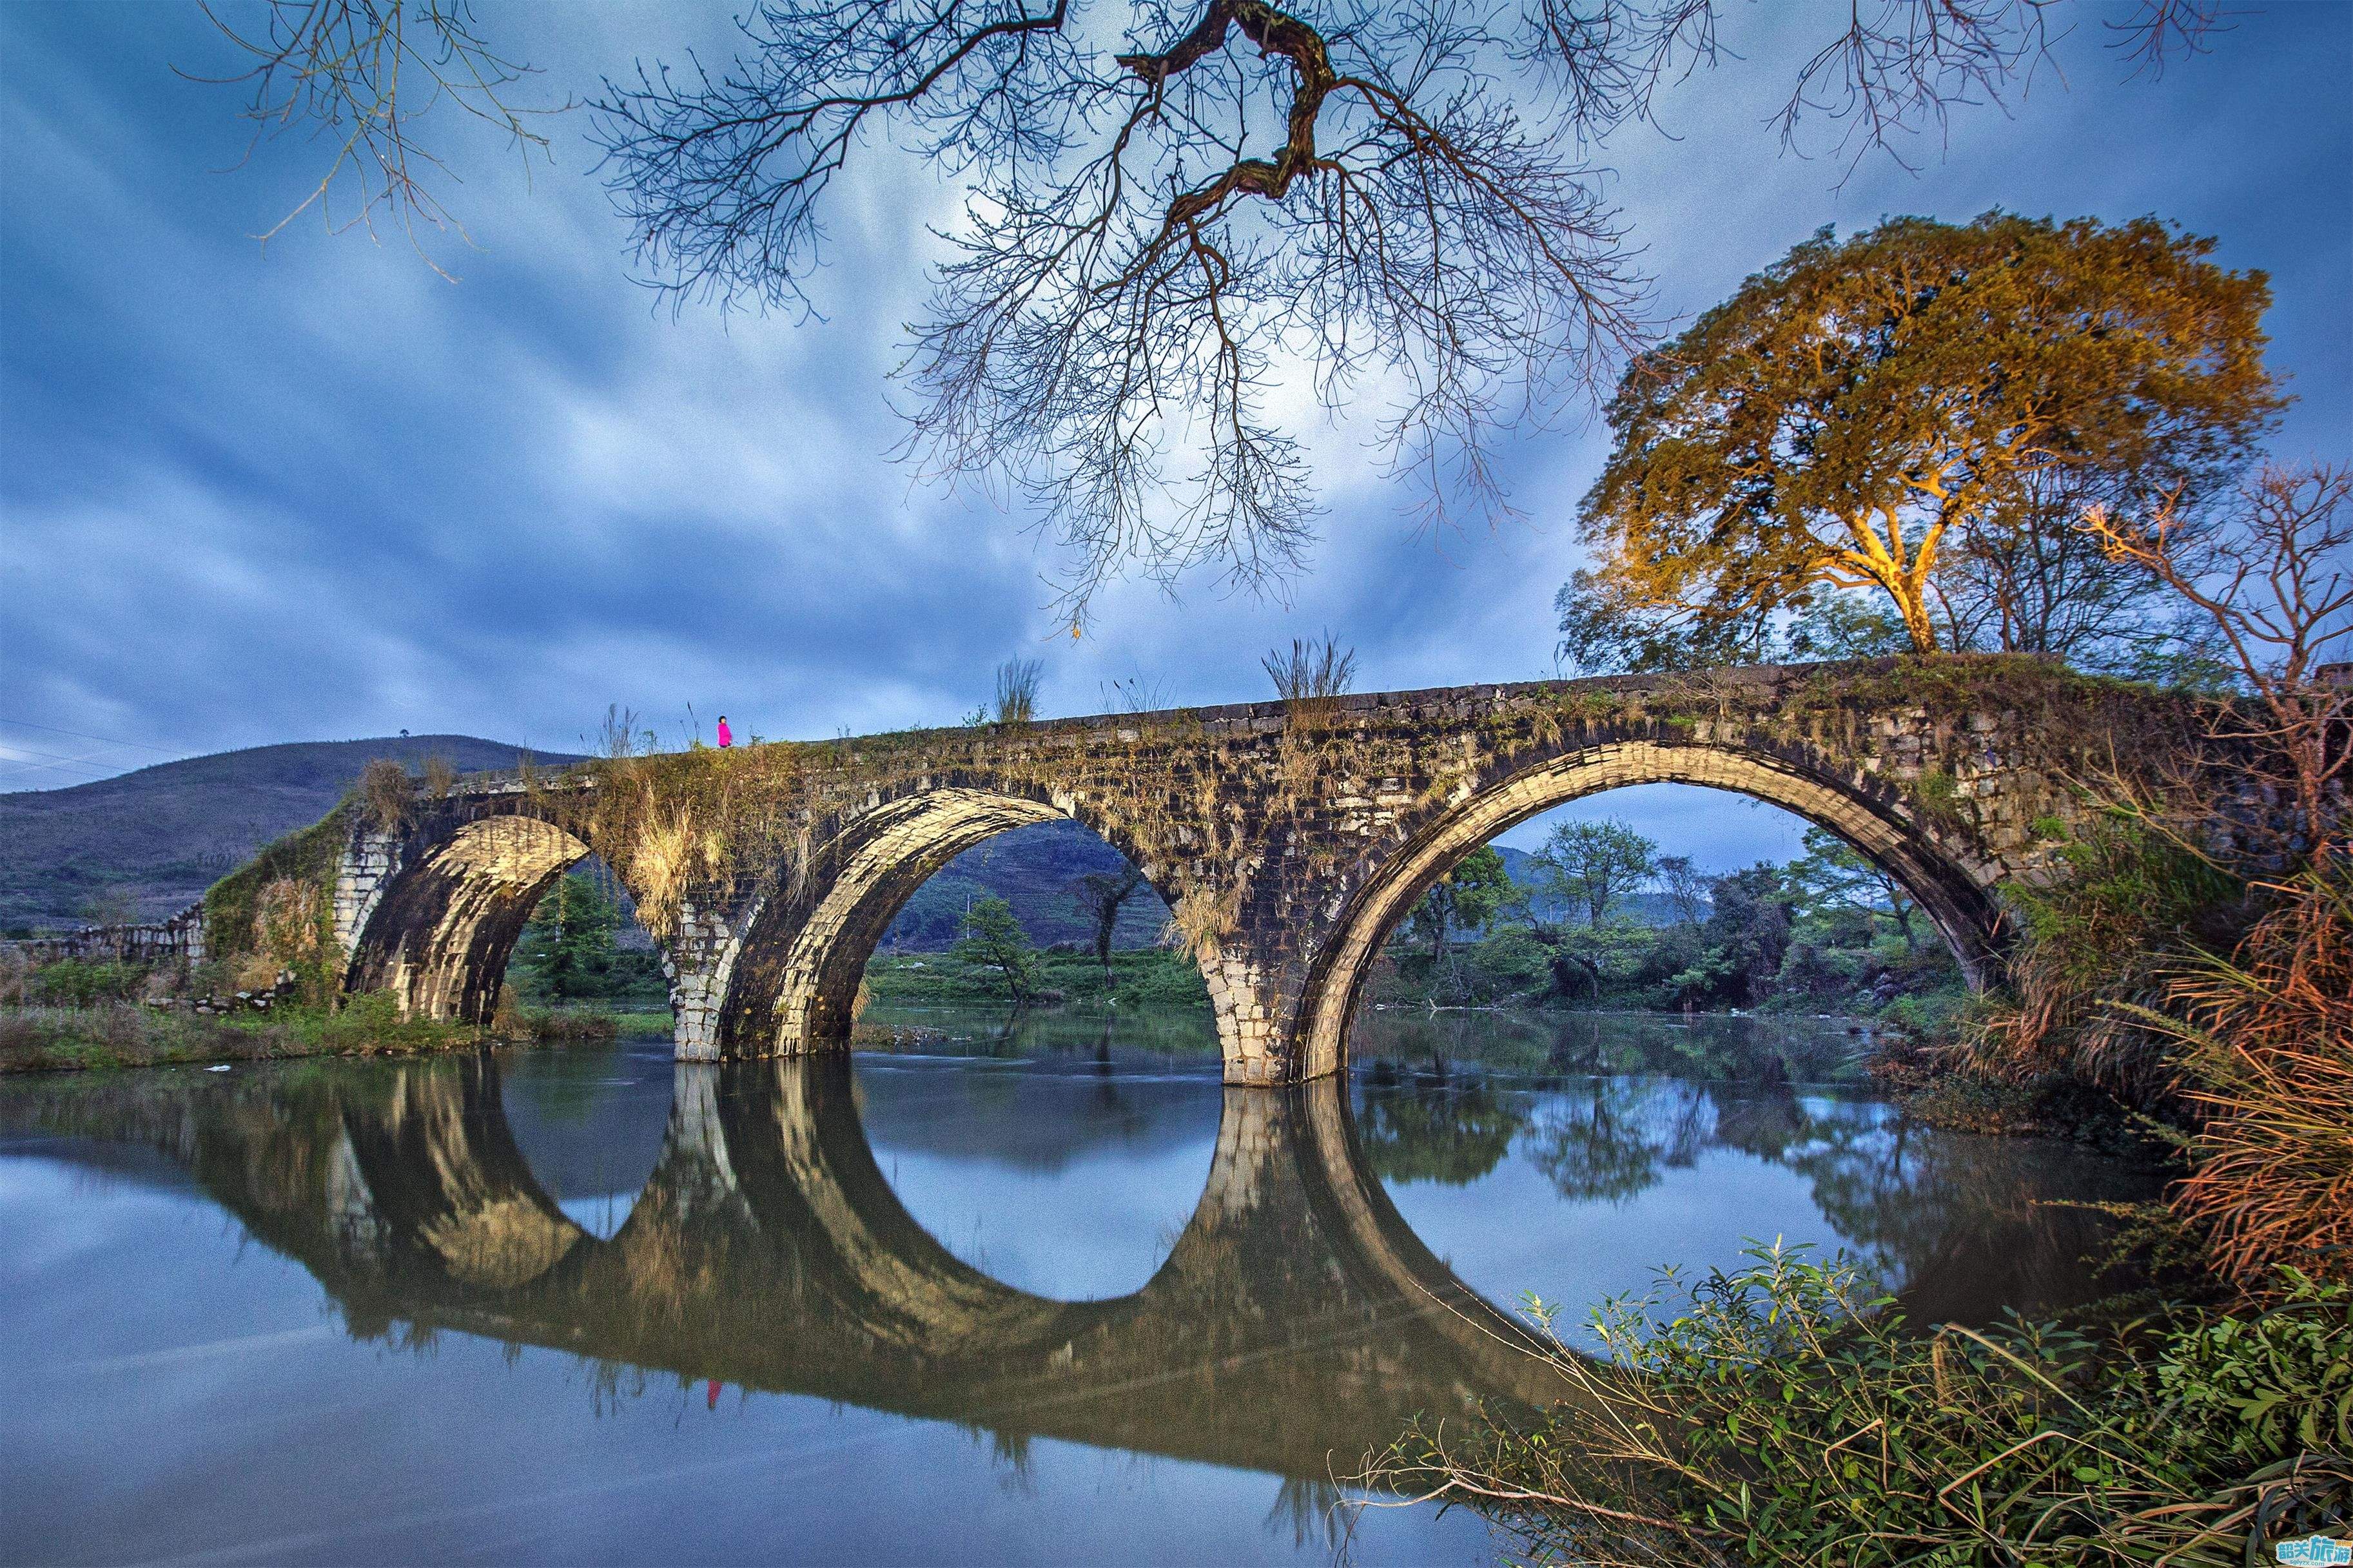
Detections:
1,0,2347,869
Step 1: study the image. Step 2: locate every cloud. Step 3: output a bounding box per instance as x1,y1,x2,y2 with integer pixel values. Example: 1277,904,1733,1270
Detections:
1,0,2346,871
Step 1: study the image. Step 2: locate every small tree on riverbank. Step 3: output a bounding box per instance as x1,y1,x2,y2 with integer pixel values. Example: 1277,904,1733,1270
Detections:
1534,820,1657,929
1406,847,1511,968
1069,866,1147,981
955,896,1041,1005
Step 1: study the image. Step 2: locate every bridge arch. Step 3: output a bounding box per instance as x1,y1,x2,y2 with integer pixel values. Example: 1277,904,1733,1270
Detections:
1294,737,2005,1080
345,815,599,1025
711,782,1206,1058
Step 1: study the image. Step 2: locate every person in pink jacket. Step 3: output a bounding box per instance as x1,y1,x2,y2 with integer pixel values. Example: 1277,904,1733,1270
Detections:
716,715,733,749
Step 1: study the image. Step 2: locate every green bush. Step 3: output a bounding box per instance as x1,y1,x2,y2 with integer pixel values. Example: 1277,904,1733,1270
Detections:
1374,1244,2352,1567
29,960,151,1007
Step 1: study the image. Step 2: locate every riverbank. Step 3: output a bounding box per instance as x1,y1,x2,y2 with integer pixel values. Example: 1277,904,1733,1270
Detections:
0,994,622,1074
863,947,1212,1007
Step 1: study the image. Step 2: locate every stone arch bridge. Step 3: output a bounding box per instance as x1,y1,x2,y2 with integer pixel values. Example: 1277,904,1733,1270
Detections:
216,657,2196,1084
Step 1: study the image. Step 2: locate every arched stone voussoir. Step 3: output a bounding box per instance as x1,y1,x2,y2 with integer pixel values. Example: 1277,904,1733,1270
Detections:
704,780,1206,1061
345,813,596,1025
1285,737,2009,1083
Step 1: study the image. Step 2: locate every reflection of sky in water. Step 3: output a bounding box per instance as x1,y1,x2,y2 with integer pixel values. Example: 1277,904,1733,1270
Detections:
1384,1109,1866,1324
0,1157,1483,1567
854,1058,1222,1300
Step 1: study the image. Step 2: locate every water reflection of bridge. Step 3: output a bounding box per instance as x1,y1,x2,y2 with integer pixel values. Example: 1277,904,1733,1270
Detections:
5,1055,1564,1480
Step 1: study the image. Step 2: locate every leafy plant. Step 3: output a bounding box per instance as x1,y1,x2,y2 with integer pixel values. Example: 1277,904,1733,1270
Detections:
953,895,1041,1004
1369,1243,2353,1567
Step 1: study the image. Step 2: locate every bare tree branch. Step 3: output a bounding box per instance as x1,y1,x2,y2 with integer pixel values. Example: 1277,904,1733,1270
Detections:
188,0,562,272
194,1,2217,619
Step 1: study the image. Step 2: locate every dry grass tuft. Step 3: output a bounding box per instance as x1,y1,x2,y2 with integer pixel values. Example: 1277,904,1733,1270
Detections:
1262,634,1356,726
625,802,700,940
1162,880,1244,956
356,759,413,833
2134,864,2353,1283
242,876,324,990
993,658,1043,725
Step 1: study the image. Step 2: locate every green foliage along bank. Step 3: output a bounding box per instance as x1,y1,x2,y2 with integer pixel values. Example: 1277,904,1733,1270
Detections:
1373,1244,2350,1567
1370,820,1965,1029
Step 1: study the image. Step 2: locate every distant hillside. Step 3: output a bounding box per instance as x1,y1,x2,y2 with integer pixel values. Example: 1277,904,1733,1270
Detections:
881,820,1172,953
1495,843,1701,929
0,736,579,932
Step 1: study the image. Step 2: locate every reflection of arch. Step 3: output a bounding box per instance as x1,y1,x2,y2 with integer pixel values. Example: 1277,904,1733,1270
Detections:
11,1048,1561,1476
715,784,1198,1055
1297,739,2005,1079
337,1056,591,1290
346,816,593,1024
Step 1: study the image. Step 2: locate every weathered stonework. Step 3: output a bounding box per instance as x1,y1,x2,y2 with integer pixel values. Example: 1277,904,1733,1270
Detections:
6,904,208,968
206,657,2224,1083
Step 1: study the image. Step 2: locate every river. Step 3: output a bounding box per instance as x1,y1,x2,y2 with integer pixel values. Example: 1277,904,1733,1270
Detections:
0,1007,2156,1565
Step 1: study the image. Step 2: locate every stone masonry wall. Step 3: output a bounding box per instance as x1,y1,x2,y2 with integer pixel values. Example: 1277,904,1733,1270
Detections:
6,903,208,968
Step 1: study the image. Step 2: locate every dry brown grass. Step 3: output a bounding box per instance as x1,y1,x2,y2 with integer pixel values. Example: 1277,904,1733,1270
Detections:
993,657,1042,724
1262,634,1356,726
623,801,699,939
244,876,324,991
1162,880,1244,958
356,758,413,832
2131,864,2353,1283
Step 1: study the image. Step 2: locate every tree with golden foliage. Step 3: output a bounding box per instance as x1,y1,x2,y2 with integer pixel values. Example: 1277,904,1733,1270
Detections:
1569,213,2282,663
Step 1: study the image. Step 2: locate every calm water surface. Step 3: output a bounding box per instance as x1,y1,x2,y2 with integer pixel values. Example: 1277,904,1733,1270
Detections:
1,1008,2156,1565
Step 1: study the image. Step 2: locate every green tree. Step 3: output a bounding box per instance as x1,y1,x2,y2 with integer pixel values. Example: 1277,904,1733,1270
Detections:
514,872,622,1000
1786,827,1923,952
1534,819,1659,929
1700,864,1799,1006
1652,855,1710,929
1407,845,1512,966
955,895,1041,1005
1567,213,2281,665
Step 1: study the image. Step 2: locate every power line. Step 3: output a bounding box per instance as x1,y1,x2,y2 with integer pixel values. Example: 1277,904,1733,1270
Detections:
0,716,181,756
0,756,119,785
0,747,121,775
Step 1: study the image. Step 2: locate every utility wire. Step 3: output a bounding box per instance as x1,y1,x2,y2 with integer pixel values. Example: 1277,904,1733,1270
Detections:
0,715,181,755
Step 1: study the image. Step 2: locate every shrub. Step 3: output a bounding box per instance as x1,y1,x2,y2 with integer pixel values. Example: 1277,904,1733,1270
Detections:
2129,865,2353,1283
1371,1244,2352,1567
1969,817,2245,1099
28,959,150,1007
355,758,414,833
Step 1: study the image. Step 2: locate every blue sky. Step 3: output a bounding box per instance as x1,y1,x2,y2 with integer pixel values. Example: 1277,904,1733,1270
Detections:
1,1,2347,867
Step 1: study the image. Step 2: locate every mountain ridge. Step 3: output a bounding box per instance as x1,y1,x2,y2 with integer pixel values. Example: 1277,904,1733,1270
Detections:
0,735,581,931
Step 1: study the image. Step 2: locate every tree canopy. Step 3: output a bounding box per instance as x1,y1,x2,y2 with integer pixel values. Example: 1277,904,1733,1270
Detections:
1407,844,1511,965
1565,212,2281,665
954,893,1042,1001
1531,818,1658,929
